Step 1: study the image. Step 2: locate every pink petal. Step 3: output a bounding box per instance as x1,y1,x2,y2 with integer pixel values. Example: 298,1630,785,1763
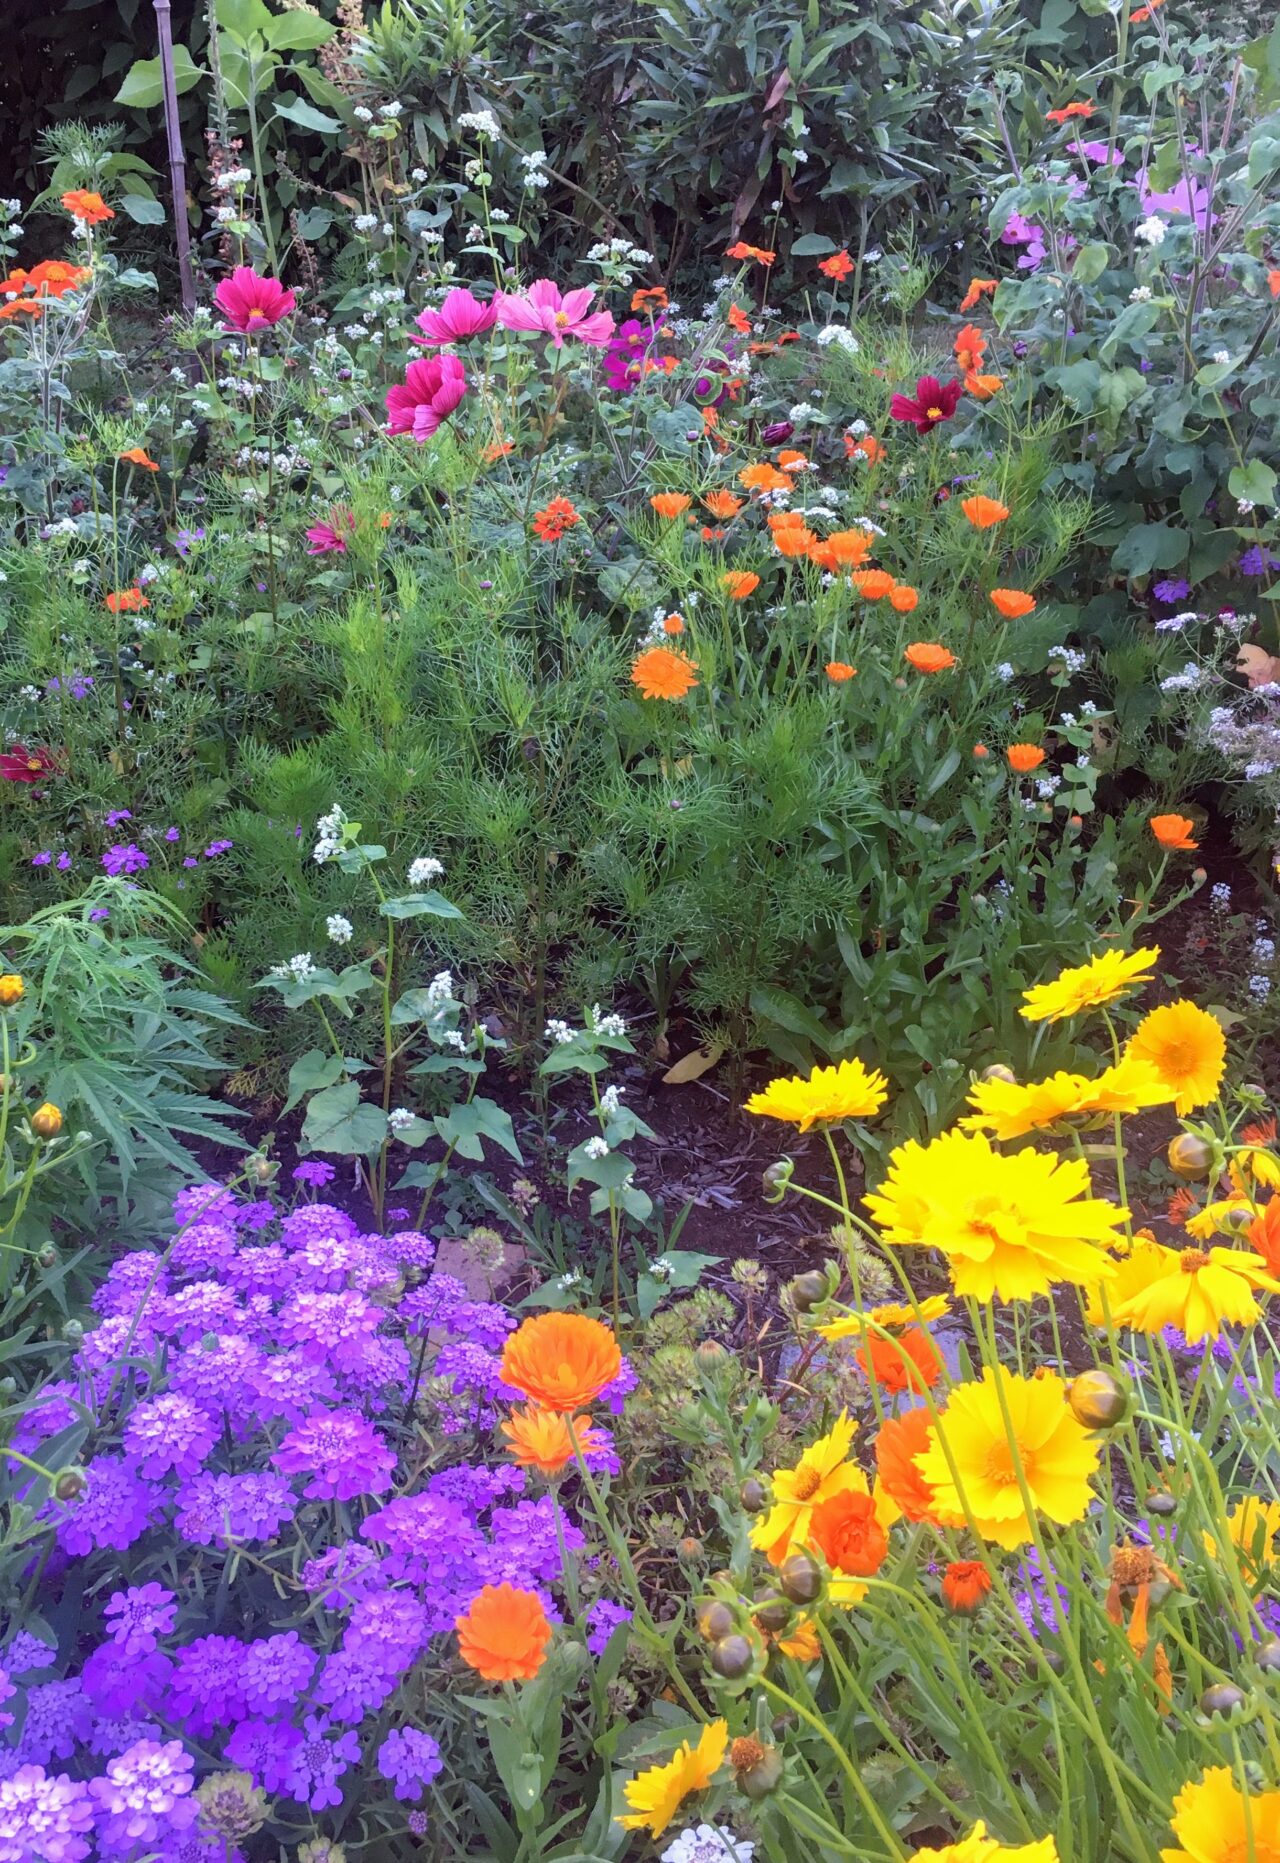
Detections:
572,309,615,347
523,278,563,311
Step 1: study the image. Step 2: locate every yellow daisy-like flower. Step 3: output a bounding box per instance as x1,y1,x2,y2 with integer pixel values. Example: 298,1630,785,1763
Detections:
911,1824,1060,1863
1162,1765,1280,1863
1018,946,1160,1024
917,1367,1100,1551
1127,1000,1226,1115
962,1055,1173,1140
1082,1233,1169,1327
818,1294,950,1341
1233,1148,1280,1193
749,1410,865,1565
1204,1496,1280,1582
744,1057,888,1132
777,1616,822,1661
865,1127,1127,1303
1109,1243,1280,1344
1184,1196,1255,1241
616,1720,729,1836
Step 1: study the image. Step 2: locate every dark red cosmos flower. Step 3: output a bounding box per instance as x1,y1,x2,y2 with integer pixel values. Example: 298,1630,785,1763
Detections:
0,744,60,785
888,375,963,435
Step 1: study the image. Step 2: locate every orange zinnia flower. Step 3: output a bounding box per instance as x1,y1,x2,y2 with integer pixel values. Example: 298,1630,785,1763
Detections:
499,1312,622,1411
904,642,956,673
119,447,159,471
964,371,1004,399
1047,101,1095,122
773,524,817,557
851,569,895,600
991,588,1035,617
500,1405,606,1475
739,463,791,494
1006,743,1046,773
632,286,669,313
0,300,44,321
818,249,855,281
105,588,149,613
721,570,760,599
854,1326,943,1396
725,241,775,266
873,1407,939,1523
456,1583,552,1681
961,494,1010,528
703,489,742,519
826,661,857,682
954,323,986,372
1130,0,1163,21
61,189,114,225
889,583,919,613
1270,270,1280,299
941,1560,992,1614
532,497,580,542
959,277,998,312
650,492,692,519
824,529,873,568
845,434,886,464
630,645,699,700
727,303,751,334
1150,812,1198,851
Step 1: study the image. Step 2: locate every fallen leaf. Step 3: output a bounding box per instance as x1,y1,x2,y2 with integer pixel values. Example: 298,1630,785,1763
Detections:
662,1043,726,1085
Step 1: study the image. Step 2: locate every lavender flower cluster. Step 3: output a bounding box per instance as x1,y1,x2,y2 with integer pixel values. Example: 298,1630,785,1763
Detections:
0,1181,632,1859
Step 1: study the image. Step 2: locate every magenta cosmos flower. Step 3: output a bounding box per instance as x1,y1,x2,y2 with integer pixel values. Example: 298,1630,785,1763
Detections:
213,266,296,333
411,286,499,347
385,353,467,441
495,279,615,348
888,374,963,435
306,507,356,555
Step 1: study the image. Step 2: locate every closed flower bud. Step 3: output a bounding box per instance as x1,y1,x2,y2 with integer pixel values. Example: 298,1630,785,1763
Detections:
762,421,794,445
762,1159,792,1202
1168,1133,1213,1179
732,1736,784,1799
752,1596,793,1635
37,1244,57,1269
695,1339,729,1371
788,1270,830,1313
710,1634,755,1679
779,1550,822,1605
1256,1637,1280,1673
0,974,24,1006
31,1103,63,1139
740,1477,767,1514
1199,1682,1247,1719
54,1469,85,1502
697,1601,736,1643
678,1536,705,1563
251,1153,276,1184
1067,1368,1128,1430
1147,1489,1178,1518
982,1063,1018,1085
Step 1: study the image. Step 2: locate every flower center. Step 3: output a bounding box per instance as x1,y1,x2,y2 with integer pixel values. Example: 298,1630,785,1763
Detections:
984,1441,1026,1485
792,1466,823,1501
1180,1248,1210,1273
927,406,943,419
554,311,569,326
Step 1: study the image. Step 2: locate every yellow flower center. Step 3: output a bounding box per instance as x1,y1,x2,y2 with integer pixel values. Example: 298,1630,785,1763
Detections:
791,1466,823,1501
984,1441,1021,1484
1180,1248,1211,1273
554,311,570,326
926,406,943,419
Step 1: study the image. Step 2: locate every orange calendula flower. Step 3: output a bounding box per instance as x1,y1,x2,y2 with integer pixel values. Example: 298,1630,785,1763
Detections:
905,642,956,673
456,1582,552,1681
483,439,514,462
61,189,114,225
959,277,998,312
725,241,775,266
847,434,886,464
500,1405,606,1475
532,497,580,542
119,447,159,471
105,588,149,613
854,1326,943,1396
499,1312,622,1411
826,661,857,682
818,249,855,281
953,323,986,372
650,492,692,519
873,1407,939,1524
852,569,895,600
739,462,791,493
991,588,1036,617
1047,100,1095,122
941,1560,992,1614
1268,269,1280,298
825,529,873,567
661,612,685,635
773,524,817,557
703,489,742,519
631,285,669,312
721,570,760,598
1150,812,1198,851
962,494,1010,528
964,371,1004,399
631,645,699,700
1006,743,1046,773
804,1486,888,1603
889,583,919,613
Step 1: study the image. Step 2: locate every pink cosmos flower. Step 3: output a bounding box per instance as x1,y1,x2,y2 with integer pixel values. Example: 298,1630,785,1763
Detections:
495,278,615,348
411,286,499,347
385,353,467,441
305,508,356,555
213,266,297,333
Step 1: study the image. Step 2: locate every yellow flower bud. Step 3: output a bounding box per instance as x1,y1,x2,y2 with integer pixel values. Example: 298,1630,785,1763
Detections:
31,1103,63,1139
1066,1368,1128,1430
0,974,24,1007
1168,1133,1213,1180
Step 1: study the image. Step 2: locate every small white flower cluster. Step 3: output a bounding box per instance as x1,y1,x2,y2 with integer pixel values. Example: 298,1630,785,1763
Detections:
545,1018,576,1045
650,1254,674,1282
1136,215,1166,246
1211,350,1231,367
1155,609,1201,632
353,213,379,233
816,326,859,353
519,150,550,190
388,1107,417,1133
326,914,353,945
440,1028,468,1052
587,1005,628,1038
407,855,444,888
456,109,501,140
270,953,317,983
1048,644,1086,675
600,1084,624,1116
996,661,1016,682
1160,661,1208,692
1129,285,1153,302
583,1136,611,1160
788,402,820,423
585,239,653,265
557,1269,584,1290
426,969,454,1006
313,804,347,864
380,101,403,118
1248,974,1273,1001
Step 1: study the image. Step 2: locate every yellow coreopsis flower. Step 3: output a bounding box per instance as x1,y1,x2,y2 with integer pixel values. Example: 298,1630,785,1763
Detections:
744,1056,888,1132
1127,1000,1226,1115
1184,1196,1256,1241
1109,1243,1280,1344
1018,946,1160,1024
865,1127,1127,1303
1082,1233,1169,1327
962,1055,1173,1140
749,1410,865,1564
818,1294,950,1342
1162,1765,1280,1863
1203,1496,1280,1581
911,1824,1060,1863
916,1367,1101,1550
616,1720,729,1836
1233,1148,1280,1193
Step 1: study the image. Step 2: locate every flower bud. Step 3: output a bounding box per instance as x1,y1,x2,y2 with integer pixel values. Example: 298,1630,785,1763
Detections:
677,1536,704,1563
37,1244,57,1270
762,1159,792,1203
981,1064,1017,1085
697,1601,736,1643
732,1736,784,1799
1256,1637,1280,1674
740,1477,767,1514
1067,1368,1128,1430
251,1153,276,1184
31,1103,63,1139
0,974,24,1007
710,1634,755,1680
1168,1133,1213,1180
788,1270,829,1314
1200,1682,1247,1719
778,1551,822,1606
1147,1489,1178,1518
695,1339,728,1372
54,1469,85,1502
762,421,793,445
752,1596,792,1636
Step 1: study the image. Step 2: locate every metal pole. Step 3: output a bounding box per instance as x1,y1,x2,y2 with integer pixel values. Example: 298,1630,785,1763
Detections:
153,0,197,312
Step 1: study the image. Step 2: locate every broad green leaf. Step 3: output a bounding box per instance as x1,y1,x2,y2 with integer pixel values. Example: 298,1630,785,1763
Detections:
379,891,464,920
790,232,838,255
264,10,335,48
114,46,205,108
301,1080,388,1155
1071,241,1109,284
120,195,166,225
1110,520,1188,577
274,95,343,133
435,1096,522,1162
1228,459,1278,506
282,1046,343,1114
216,0,273,36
